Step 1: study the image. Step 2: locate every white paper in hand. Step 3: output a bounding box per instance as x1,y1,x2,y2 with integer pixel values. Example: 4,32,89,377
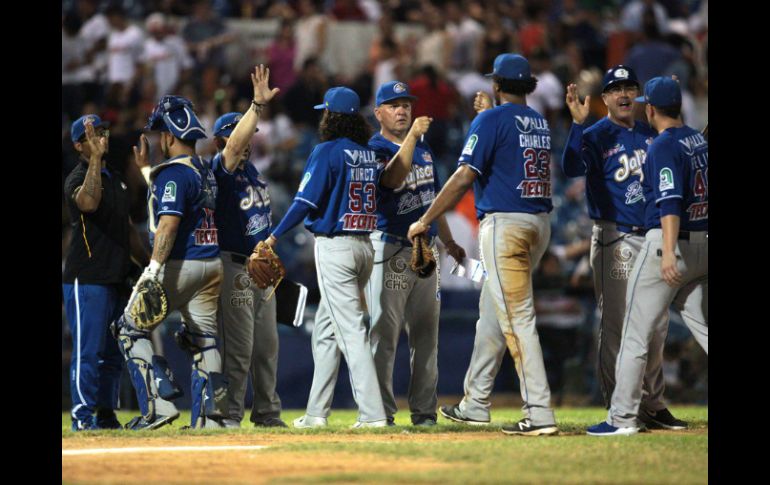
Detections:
450,257,486,282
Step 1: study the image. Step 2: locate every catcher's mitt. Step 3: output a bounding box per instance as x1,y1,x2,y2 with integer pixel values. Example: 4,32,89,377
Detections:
127,277,169,331
247,240,286,290
411,235,436,278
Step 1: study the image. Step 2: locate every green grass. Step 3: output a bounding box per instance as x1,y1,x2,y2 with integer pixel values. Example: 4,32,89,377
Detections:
62,407,708,484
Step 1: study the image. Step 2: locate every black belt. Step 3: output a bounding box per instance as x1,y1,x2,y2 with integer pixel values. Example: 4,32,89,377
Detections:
230,253,247,265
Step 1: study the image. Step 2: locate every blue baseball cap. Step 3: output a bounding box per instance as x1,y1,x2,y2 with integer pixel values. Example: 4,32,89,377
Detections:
145,95,207,140
602,65,639,92
634,77,682,107
213,112,259,137
485,53,532,80
71,114,107,143
375,81,418,106
314,87,360,114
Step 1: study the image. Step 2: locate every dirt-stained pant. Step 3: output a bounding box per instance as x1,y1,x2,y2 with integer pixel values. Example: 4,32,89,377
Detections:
218,251,281,424
120,258,224,417
609,229,708,427
476,212,555,426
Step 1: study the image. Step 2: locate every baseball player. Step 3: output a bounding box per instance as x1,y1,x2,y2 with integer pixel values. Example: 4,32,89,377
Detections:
408,53,558,436
210,65,287,428
560,65,690,429
114,95,227,430
588,77,707,436
366,81,466,426
63,115,150,431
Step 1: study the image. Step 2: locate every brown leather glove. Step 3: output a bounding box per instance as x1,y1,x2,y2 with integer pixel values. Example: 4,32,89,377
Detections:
410,235,436,278
247,241,286,289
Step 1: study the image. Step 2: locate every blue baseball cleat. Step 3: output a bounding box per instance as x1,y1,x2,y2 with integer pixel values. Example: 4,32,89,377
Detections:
587,421,639,436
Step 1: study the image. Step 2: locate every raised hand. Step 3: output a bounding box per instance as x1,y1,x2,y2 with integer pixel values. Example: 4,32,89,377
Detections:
132,134,150,169
252,64,280,105
565,83,590,125
84,120,107,160
408,116,433,141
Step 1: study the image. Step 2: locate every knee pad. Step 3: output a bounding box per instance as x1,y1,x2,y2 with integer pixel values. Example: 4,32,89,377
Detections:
174,325,218,356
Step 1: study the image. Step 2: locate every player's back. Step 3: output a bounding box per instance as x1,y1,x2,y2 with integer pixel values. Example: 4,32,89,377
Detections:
458,103,553,220
297,137,381,235
641,125,708,232
150,155,220,260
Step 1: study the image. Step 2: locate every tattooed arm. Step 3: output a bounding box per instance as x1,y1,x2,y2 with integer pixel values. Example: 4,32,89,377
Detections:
150,215,181,267
74,121,107,213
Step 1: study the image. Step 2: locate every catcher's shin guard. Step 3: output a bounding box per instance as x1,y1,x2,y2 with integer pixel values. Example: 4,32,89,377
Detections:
115,317,183,419
183,328,228,428
190,362,228,428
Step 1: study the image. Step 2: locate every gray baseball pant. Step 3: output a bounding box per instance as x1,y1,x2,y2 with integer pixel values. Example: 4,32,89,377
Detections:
218,251,281,424
591,222,666,412
365,236,440,423
305,234,386,423
120,258,224,417
609,229,708,427
478,212,555,426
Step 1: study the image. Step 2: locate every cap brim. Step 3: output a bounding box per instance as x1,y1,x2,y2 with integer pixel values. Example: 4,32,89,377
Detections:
633,95,646,102
377,95,418,106
313,104,326,110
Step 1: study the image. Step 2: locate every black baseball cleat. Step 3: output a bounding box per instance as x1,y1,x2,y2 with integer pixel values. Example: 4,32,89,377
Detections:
125,412,180,431
253,417,288,428
501,418,558,436
439,405,490,426
94,409,122,429
412,415,437,426
637,408,688,430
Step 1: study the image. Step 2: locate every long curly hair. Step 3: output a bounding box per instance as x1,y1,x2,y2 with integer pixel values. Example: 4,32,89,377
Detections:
318,111,373,147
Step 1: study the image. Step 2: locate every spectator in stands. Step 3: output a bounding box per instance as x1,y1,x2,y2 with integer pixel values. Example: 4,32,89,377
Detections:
266,19,298,96
106,4,145,107
415,4,451,76
623,6,681,84
141,12,193,101
527,48,564,126
182,0,235,98
76,0,110,105
330,0,367,21
293,0,328,73
409,65,458,164
283,57,327,164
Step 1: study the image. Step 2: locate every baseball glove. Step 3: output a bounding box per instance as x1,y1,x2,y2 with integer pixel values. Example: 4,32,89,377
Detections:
411,235,436,278
127,277,169,331
247,240,286,289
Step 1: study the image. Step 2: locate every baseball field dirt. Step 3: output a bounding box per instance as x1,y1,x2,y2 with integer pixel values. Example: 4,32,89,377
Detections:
62,407,708,484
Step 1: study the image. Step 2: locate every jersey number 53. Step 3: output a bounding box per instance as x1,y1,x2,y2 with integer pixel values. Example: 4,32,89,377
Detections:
349,182,376,213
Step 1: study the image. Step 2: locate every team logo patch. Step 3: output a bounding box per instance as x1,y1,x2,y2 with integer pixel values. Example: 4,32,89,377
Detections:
624,180,645,205
234,273,252,291
231,273,253,307
298,172,311,192
515,116,534,134
610,244,635,280
83,115,95,125
343,149,376,167
614,68,629,79
394,82,407,94
388,256,407,274
462,135,478,156
422,152,433,163
646,137,654,145
246,213,270,236
659,168,675,191
162,181,177,202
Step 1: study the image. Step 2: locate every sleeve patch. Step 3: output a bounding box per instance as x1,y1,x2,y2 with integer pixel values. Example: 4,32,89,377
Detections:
162,181,177,202
461,134,478,156
658,168,674,191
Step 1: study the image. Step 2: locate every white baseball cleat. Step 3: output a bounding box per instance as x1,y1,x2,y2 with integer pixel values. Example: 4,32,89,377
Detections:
351,419,388,428
293,415,328,428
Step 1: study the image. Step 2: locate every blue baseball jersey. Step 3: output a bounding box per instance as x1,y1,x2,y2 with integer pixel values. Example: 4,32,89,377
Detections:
368,133,441,240
295,138,381,235
458,103,553,219
210,153,272,255
641,126,708,231
150,155,220,260
561,118,657,227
